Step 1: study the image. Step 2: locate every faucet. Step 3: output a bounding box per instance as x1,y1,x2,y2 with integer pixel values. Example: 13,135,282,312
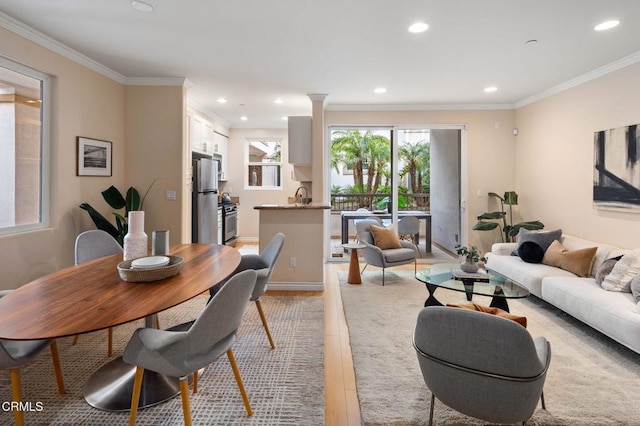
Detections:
295,186,310,204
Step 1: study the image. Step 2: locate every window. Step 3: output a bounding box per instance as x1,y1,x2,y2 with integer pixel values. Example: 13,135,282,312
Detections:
245,138,282,189
0,56,50,235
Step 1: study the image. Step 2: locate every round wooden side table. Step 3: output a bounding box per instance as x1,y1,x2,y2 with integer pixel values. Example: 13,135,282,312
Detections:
342,242,366,284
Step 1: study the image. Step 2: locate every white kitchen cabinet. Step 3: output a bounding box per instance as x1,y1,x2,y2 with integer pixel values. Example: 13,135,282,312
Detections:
214,131,229,180
188,113,215,154
287,116,312,165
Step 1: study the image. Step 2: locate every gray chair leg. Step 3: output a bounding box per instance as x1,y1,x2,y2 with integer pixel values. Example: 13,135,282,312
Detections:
382,268,385,286
361,263,369,274
429,393,435,426
541,391,546,410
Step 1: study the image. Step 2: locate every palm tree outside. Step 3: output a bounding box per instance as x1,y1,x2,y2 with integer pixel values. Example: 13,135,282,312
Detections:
330,128,430,211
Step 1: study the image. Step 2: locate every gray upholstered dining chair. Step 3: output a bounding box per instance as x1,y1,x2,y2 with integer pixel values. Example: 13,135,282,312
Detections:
355,219,417,285
73,230,123,357
124,269,257,425
0,290,65,426
353,208,382,241
413,306,551,425
397,216,420,254
211,233,285,349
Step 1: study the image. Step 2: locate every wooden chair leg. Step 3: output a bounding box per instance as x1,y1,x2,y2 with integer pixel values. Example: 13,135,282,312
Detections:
255,300,275,349
128,366,144,426
10,368,24,426
155,313,161,329
107,327,113,357
72,335,79,345
49,340,65,394
227,348,253,416
193,370,198,394
179,377,193,426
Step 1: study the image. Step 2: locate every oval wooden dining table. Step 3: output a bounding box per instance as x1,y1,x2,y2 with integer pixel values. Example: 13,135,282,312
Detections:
0,243,241,412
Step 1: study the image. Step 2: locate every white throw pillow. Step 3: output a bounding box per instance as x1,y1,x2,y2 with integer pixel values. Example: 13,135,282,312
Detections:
601,248,640,292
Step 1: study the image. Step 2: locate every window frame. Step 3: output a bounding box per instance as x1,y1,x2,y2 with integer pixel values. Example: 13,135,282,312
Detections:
244,137,283,190
0,56,50,236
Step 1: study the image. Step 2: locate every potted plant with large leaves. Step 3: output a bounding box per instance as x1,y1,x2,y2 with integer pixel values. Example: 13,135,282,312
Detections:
473,191,544,243
79,180,157,246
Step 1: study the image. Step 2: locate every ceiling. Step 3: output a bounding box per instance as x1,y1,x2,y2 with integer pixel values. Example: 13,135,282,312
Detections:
1,0,639,129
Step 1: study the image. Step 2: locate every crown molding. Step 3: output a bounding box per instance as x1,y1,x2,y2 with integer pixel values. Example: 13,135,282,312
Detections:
514,49,640,108
125,77,192,87
186,97,232,129
325,103,515,111
0,11,127,84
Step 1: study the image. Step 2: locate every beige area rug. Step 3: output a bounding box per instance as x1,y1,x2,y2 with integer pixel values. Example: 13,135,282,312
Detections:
0,295,323,425
340,269,640,425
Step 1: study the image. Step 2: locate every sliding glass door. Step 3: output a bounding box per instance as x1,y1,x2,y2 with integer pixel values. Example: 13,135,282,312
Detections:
327,124,464,261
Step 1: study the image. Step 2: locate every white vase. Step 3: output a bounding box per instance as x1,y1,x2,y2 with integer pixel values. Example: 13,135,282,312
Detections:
124,211,148,261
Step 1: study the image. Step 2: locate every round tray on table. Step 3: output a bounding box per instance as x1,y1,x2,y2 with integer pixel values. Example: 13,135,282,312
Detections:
117,256,184,282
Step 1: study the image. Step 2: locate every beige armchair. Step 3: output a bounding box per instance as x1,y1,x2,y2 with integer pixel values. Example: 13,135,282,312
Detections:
355,219,417,285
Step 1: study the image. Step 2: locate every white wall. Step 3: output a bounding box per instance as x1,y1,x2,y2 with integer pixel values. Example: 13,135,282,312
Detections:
515,62,640,249
430,129,461,251
0,27,126,289
222,128,302,240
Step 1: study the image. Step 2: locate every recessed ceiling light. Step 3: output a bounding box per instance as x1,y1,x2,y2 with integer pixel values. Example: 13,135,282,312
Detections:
595,20,620,31
131,1,153,12
484,86,498,93
217,97,227,104
408,22,429,33
240,116,248,121
374,87,387,94
273,98,284,104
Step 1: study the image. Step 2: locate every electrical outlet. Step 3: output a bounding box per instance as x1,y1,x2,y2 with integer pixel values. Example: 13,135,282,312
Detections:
165,190,177,200
289,257,296,268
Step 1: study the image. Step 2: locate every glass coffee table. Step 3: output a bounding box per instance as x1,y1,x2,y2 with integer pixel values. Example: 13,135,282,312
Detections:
415,262,529,312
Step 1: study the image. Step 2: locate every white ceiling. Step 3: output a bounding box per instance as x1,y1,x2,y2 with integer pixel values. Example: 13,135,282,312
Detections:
1,0,639,129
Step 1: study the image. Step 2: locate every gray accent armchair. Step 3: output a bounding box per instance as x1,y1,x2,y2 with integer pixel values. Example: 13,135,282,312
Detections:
0,290,65,426
74,230,123,357
124,269,257,425
355,219,417,285
413,306,551,425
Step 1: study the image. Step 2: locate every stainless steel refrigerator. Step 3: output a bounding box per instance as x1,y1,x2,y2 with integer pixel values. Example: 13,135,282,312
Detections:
192,157,218,243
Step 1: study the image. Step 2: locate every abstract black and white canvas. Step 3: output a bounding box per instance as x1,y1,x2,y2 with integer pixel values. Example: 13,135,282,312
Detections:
593,123,640,211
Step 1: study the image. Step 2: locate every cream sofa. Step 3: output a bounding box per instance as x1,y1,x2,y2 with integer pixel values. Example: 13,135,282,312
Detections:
485,235,640,354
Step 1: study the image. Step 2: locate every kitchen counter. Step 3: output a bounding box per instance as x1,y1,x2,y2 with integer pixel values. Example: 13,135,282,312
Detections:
254,203,331,210
255,204,327,291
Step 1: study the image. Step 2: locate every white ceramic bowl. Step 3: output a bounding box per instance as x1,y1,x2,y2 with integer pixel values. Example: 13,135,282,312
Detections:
131,256,170,269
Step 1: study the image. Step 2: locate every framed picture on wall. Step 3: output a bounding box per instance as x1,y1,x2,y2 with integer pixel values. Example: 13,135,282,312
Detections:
77,136,112,176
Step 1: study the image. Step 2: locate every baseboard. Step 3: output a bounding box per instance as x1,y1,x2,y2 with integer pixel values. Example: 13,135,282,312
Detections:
268,282,325,291
237,236,259,243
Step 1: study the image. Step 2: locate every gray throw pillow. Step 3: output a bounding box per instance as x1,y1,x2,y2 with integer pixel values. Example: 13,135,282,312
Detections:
515,228,562,255
596,258,619,284
631,275,640,303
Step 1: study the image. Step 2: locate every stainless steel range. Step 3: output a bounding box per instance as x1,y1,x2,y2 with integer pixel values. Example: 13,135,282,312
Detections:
221,202,238,246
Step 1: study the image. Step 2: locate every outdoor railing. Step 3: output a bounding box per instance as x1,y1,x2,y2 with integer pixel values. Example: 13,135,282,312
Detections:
331,193,430,211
